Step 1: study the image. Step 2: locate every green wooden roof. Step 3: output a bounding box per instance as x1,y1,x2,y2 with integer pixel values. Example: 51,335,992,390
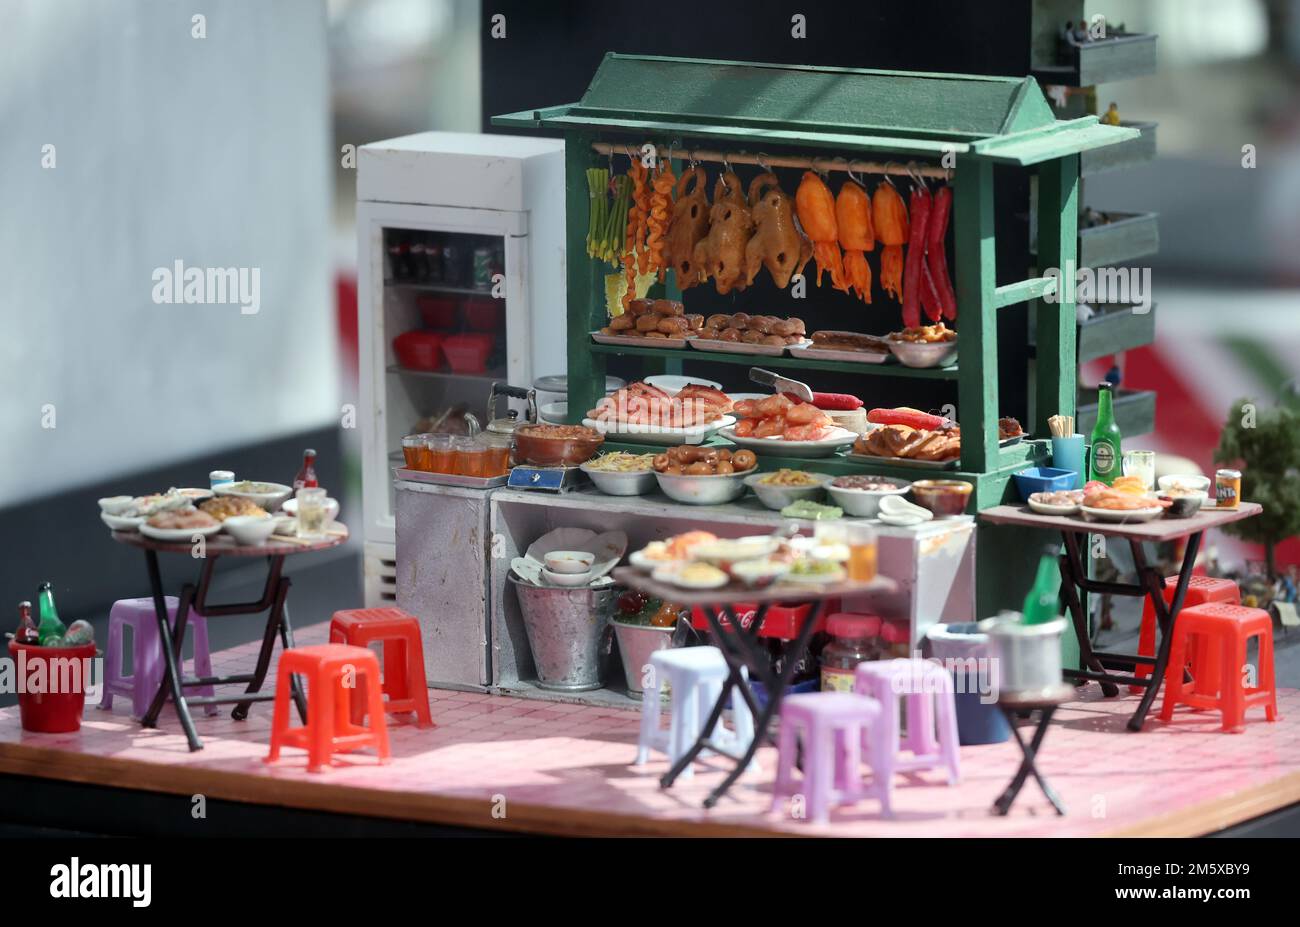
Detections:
492,54,1136,165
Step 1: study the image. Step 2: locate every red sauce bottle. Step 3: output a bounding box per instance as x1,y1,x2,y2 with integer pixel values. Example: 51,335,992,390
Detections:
293,449,318,492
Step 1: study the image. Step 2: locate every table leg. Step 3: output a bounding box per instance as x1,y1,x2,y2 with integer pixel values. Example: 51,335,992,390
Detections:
1127,533,1202,732
703,599,826,809
1059,533,1119,697
232,563,290,721
139,552,203,752
994,707,1064,816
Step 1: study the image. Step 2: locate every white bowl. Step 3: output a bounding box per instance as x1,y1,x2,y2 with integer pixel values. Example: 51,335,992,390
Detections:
544,550,596,574
887,338,958,368
539,401,569,424
281,496,340,523
214,481,293,512
826,477,911,517
101,511,145,531
223,514,277,546
98,496,135,515
743,472,832,511
541,567,594,587
1158,474,1210,496
653,469,751,506
580,463,657,496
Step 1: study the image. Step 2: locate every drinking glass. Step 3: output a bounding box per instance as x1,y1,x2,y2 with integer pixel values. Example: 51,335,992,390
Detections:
843,522,878,582
450,436,484,477
296,487,328,539
1123,450,1156,491
425,434,453,474
401,435,425,470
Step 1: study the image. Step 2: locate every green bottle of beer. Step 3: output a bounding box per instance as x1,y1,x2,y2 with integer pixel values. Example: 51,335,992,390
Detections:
1021,546,1063,626
1088,381,1123,485
36,582,66,647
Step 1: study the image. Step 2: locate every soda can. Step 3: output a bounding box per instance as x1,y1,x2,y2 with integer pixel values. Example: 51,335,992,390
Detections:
473,246,493,290
1215,469,1241,510
442,243,462,286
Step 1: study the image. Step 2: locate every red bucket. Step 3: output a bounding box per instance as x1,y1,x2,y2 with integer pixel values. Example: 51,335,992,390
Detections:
9,639,99,733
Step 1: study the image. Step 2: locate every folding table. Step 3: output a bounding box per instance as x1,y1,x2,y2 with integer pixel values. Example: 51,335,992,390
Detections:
111,525,348,751
980,503,1261,731
612,567,894,808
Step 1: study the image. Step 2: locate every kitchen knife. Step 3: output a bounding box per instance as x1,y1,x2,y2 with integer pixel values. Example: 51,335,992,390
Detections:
749,367,813,402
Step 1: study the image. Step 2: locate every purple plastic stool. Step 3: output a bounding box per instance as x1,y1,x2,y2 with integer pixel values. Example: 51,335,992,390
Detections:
772,692,885,824
854,659,961,788
101,597,218,720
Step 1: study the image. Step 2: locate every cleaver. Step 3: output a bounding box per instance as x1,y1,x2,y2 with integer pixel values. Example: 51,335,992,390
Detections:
749,367,813,403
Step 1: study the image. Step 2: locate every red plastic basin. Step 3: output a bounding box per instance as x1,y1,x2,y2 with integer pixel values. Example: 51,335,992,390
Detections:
9,640,99,733
393,331,446,371
442,333,494,374
464,297,504,332
417,295,458,329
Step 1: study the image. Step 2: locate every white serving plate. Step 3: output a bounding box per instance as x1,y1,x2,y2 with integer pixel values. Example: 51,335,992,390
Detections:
719,425,858,458
592,331,690,349
846,451,960,471
781,566,847,585
651,563,729,590
689,337,799,357
786,343,892,364
643,375,723,395
1027,498,1081,516
1079,504,1165,523
582,414,735,446
689,536,781,565
140,521,224,542
101,512,145,532
629,548,680,573
524,528,627,581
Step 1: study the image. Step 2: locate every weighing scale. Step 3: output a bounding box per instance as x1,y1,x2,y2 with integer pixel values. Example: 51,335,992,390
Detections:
506,465,585,493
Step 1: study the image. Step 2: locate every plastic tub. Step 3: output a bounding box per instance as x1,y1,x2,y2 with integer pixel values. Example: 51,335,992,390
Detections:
417,295,458,329
393,331,445,371
442,333,494,373
1011,467,1078,502
924,623,1009,745
9,640,98,733
464,297,504,332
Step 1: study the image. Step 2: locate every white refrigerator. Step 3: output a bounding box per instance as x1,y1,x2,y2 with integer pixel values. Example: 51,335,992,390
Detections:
356,132,567,605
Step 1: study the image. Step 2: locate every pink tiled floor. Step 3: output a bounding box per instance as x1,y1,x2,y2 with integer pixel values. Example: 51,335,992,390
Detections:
2,623,1298,836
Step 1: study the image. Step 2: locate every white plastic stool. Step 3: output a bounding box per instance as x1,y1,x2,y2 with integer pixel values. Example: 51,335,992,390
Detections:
634,646,756,779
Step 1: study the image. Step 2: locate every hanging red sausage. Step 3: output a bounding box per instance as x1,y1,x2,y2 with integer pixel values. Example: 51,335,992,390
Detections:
901,185,931,329
926,185,957,321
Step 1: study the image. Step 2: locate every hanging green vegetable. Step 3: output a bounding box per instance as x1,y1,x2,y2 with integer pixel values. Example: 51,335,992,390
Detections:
602,175,632,265
586,167,609,258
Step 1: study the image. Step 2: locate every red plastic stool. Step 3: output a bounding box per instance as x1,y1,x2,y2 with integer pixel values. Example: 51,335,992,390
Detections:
1132,575,1239,692
329,608,433,728
1158,603,1278,733
267,644,391,772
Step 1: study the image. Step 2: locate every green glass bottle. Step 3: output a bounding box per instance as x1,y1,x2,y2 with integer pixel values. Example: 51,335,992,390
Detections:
1088,381,1123,485
36,582,65,647
1021,547,1063,625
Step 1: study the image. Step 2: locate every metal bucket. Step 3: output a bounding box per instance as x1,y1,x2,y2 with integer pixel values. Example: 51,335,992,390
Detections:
978,612,1067,698
612,621,674,694
510,576,614,691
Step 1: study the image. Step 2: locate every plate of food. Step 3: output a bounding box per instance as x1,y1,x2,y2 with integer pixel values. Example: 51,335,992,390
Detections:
213,480,293,513
689,536,781,566
1079,481,1168,522
651,562,730,590
652,447,758,505
1027,489,1085,516
584,381,734,445
887,322,958,368
140,509,223,541
628,531,718,572
592,298,699,349
580,452,659,496
101,512,145,532
782,559,847,584
743,469,832,511
789,331,893,364
691,313,807,355
201,495,270,522
724,394,857,457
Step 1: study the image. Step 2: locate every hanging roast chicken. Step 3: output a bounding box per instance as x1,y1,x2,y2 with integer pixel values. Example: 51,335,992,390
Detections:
663,165,710,290
692,171,754,295
743,172,812,290
794,171,848,291
835,179,875,303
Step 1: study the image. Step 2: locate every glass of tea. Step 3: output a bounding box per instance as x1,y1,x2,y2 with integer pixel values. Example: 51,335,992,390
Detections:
450,436,485,477
843,522,878,583
296,487,328,539
481,432,512,477
401,435,425,470
424,434,453,474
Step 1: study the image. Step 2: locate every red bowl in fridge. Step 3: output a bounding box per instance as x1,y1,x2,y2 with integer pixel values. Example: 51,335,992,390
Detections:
393,331,445,371
464,297,504,332
442,333,494,374
417,295,458,329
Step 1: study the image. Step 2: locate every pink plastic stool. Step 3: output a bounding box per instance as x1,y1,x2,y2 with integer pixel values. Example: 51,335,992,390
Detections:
854,659,961,786
101,597,217,720
772,692,885,824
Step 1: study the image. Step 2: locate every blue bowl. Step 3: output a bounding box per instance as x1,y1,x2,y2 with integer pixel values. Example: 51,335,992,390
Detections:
1012,467,1078,502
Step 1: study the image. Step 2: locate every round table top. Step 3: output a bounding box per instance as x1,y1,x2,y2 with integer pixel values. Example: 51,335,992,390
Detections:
110,522,349,557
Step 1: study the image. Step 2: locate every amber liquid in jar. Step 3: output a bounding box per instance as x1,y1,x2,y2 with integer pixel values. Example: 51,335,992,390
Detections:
429,448,454,474
483,446,510,477
848,543,878,582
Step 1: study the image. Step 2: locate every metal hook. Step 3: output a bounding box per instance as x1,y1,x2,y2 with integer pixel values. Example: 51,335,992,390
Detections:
882,162,901,189
847,162,866,187
757,152,772,173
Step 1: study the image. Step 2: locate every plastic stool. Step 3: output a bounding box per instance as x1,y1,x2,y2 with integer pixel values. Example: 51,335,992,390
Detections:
101,597,218,720
267,644,391,772
854,659,961,786
1133,575,1239,691
773,692,885,824
635,646,755,779
1158,603,1278,732
329,607,433,727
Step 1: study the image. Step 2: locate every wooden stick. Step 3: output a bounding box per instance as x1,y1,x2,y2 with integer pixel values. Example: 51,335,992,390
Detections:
591,143,952,179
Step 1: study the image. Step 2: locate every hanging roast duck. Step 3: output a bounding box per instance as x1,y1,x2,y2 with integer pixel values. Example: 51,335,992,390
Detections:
692,170,754,295
743,172,812,290
664,165,710,290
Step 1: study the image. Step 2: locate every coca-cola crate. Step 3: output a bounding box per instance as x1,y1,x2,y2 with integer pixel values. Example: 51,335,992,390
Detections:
690,601,828,641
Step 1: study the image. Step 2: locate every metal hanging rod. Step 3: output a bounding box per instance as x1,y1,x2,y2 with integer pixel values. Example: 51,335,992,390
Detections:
590,142,952,179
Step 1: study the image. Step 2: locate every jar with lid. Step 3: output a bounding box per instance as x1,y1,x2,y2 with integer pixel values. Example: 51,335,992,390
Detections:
878,620,912,659
819,614,882,692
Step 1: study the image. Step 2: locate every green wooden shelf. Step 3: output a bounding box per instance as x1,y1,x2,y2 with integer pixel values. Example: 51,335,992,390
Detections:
1032,32,1158,88
588,341,960,379
1081,121,1157,177
1079,211,1159,267
1077,303,1157,364
1077,386,1156,437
